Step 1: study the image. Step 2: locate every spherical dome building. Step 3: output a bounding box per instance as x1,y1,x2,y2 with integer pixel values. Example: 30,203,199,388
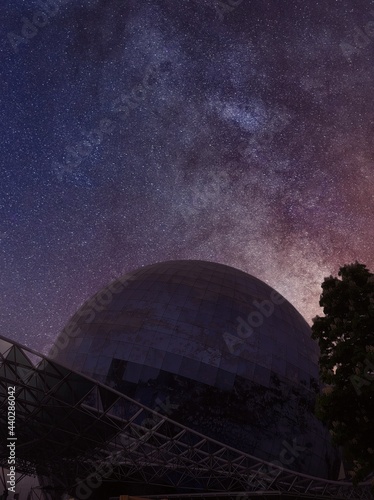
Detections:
51,260,341,482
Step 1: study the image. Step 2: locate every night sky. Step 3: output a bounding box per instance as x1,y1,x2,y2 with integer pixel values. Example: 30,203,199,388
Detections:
1,0,374,354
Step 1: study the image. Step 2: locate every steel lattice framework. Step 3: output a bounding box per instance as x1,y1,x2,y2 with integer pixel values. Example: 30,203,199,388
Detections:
0,334,372,500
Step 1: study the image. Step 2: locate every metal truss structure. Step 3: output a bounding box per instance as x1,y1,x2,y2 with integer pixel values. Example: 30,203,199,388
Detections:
0,334,372,500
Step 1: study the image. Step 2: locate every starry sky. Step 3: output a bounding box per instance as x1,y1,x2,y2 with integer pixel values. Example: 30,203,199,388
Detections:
1,0,374,354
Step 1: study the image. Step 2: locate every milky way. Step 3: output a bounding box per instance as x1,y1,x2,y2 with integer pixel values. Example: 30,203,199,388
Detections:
1,0,374,353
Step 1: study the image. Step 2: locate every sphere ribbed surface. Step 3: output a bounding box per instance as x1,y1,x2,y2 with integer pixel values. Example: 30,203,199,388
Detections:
51,260,340,479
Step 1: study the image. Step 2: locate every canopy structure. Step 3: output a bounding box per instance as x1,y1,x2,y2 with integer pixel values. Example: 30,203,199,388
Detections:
0,334,372,500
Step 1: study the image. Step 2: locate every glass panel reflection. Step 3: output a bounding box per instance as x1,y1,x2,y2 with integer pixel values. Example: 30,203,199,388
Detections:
49,260,340,480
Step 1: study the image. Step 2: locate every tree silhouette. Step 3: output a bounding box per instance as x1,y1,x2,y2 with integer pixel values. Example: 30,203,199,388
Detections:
312,262,374,484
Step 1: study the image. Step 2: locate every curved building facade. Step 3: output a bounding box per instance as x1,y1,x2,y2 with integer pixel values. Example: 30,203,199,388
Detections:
51,260,341,480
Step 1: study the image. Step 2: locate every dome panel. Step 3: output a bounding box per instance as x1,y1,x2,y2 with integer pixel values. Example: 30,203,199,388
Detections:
50,260,340,479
